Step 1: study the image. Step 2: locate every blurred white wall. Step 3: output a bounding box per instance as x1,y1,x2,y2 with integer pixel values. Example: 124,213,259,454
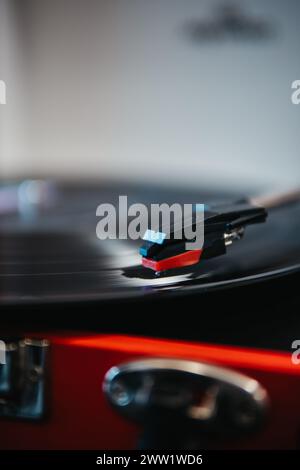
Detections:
0,0,28,173
1,0,299,191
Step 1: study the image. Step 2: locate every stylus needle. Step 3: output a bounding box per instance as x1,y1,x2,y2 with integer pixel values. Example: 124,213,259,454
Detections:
140,188,300,274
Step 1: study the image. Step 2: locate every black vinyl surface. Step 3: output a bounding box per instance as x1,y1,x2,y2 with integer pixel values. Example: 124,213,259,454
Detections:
1,181,300,304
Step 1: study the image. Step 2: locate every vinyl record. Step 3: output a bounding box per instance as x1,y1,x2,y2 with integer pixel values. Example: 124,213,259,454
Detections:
1,182,300,305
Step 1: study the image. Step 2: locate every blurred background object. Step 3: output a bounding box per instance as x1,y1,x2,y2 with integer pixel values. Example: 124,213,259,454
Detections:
0,0,299,191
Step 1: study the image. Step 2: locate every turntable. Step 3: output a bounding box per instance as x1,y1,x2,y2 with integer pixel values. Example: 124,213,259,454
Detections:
0,180,300,450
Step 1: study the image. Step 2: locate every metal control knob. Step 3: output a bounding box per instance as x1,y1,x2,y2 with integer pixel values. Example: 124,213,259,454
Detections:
103,358,269,448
